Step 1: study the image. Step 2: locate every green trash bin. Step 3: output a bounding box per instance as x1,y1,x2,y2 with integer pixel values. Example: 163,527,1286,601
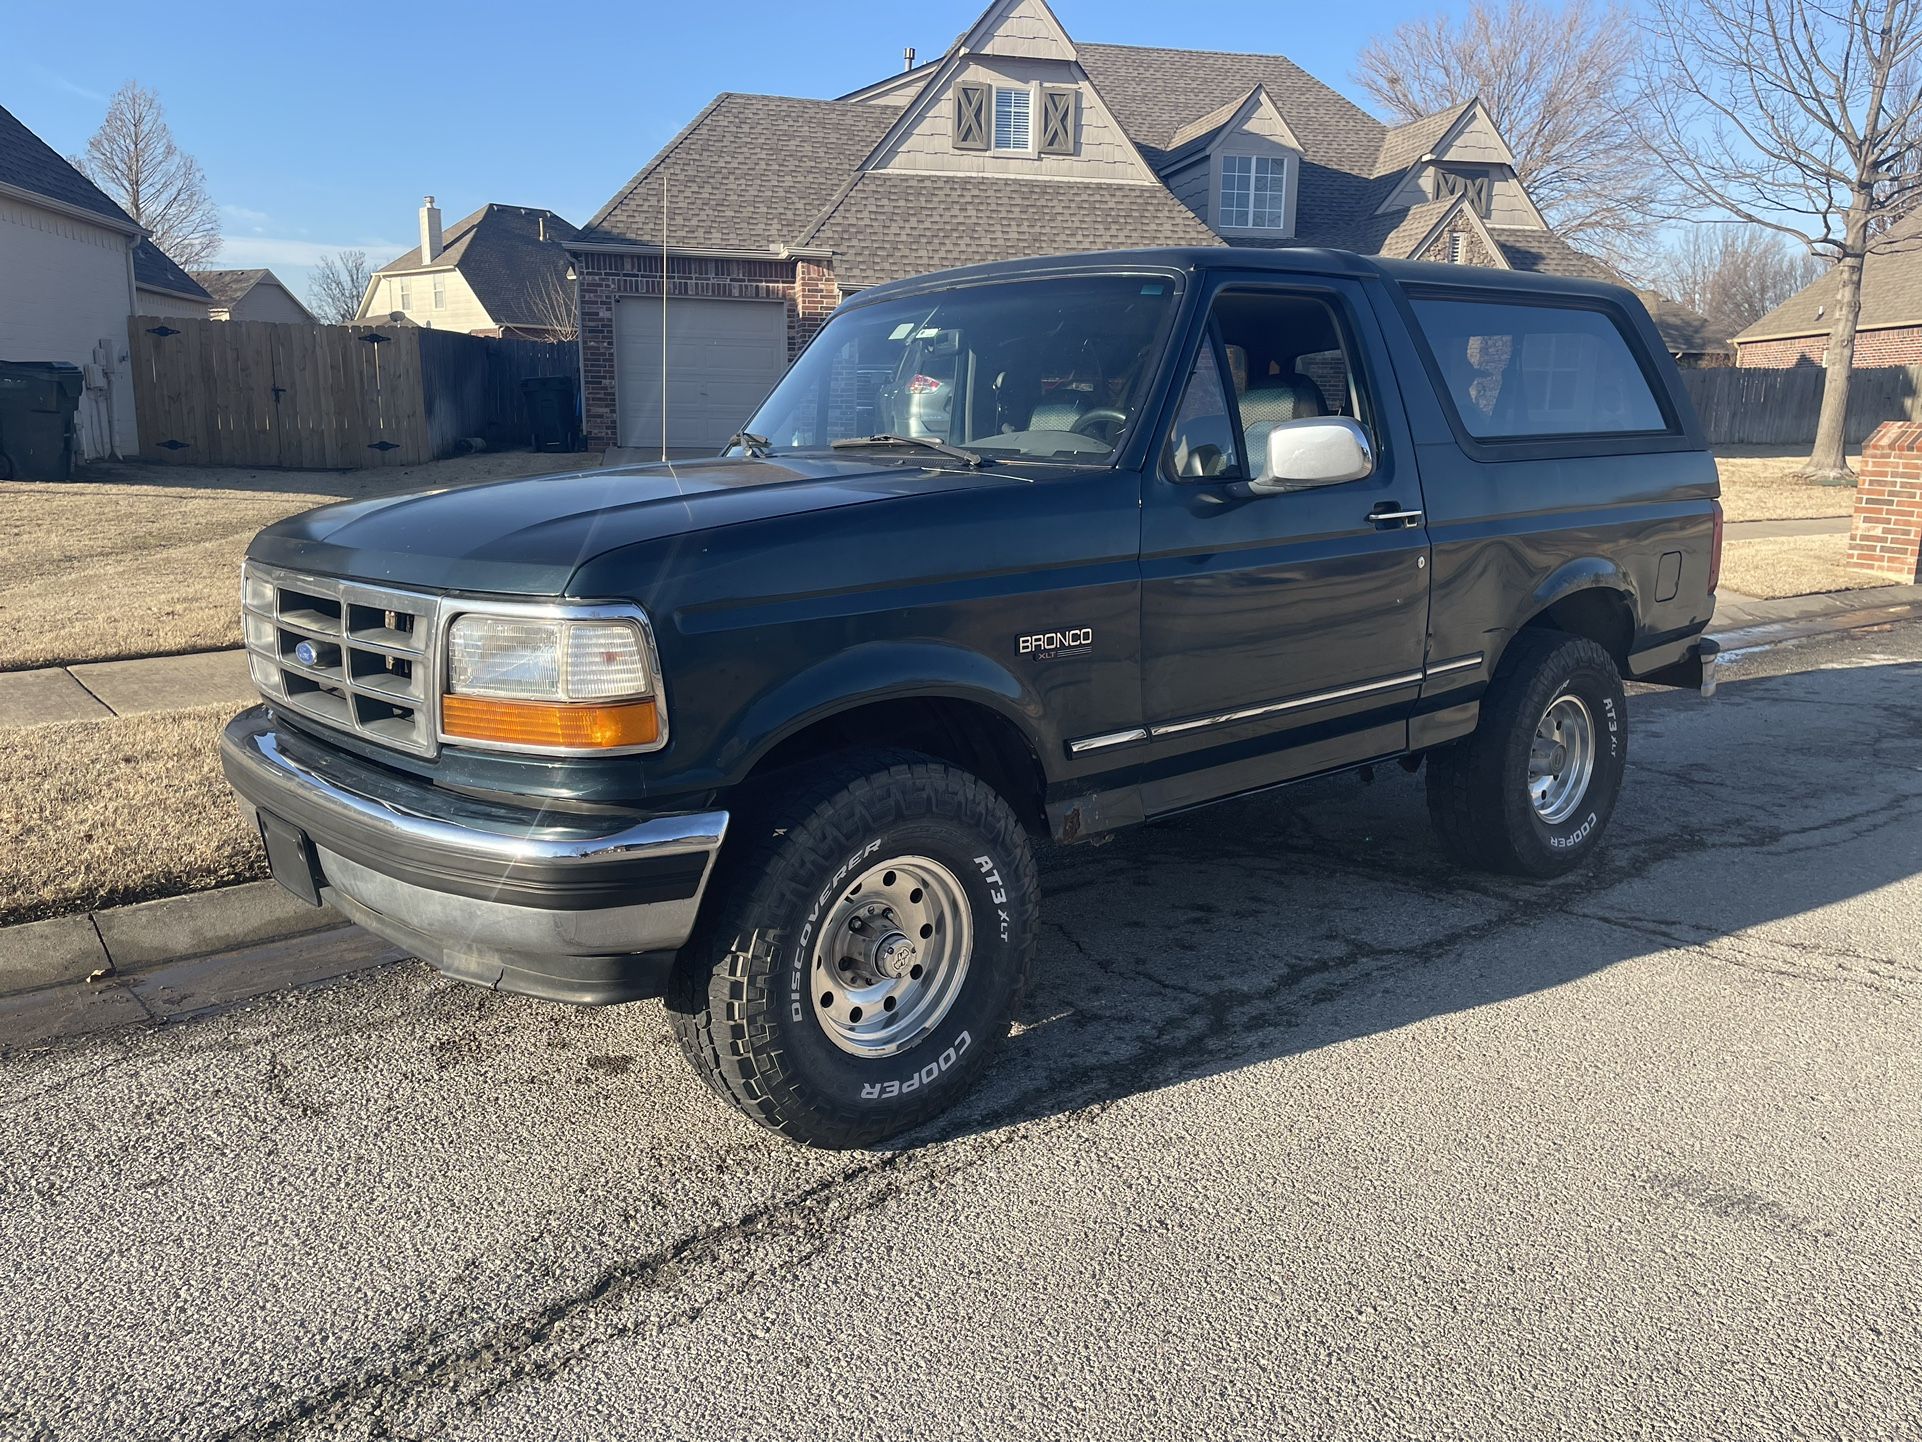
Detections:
519,375,580,453
0,361,85,481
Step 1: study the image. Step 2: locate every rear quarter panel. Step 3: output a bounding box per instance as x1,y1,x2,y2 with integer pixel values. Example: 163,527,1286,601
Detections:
1373,275,1720,681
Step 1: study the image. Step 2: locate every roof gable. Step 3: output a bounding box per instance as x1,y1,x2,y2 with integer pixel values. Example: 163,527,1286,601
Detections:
191,268,270,307
1374,101,1476,180
958,0,1076,61
0,102,138,233
1159,85,1302,169
190,267,315,319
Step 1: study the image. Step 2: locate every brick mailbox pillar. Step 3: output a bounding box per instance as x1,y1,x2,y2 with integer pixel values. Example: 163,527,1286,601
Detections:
1846,420,1922,581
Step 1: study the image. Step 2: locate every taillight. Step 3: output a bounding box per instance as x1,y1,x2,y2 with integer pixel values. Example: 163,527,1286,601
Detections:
1708,499,1724,594
906,374,942,394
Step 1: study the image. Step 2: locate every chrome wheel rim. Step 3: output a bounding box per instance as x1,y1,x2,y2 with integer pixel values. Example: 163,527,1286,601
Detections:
1529,693,1596,825
811,855,973,1058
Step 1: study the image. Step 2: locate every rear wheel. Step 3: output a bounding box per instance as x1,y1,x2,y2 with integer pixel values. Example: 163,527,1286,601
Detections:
667,749,1037,1148
1426,631,1626,877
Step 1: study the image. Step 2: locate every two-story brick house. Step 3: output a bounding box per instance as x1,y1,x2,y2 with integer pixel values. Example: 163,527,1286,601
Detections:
572,0,1613,451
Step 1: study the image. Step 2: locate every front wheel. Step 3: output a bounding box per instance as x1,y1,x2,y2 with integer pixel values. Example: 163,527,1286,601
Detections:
1426,631,1627,877
667,749,1037,1148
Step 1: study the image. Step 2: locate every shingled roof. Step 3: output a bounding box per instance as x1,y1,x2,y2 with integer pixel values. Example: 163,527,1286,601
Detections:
375,204,580,329
133,239,210,300
192,268,274,308
0,102,137,232
800,170,1221,289
581,95,898,251
1734,223,1920,342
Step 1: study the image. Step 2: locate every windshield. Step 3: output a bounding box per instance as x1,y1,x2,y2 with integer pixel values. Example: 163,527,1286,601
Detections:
740,275,1180,464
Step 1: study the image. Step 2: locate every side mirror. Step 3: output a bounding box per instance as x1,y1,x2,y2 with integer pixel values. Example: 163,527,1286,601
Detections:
1249,416,1374,495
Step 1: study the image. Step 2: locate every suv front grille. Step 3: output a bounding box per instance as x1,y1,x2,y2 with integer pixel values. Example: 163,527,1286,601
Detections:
242,563,443,758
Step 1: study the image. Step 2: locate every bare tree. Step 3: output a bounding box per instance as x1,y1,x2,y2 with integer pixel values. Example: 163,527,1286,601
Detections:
1354,0,1668,269
522,267,579,342
308,250,374,325
1639,0,1922,481
73,81,221,269
1649,225,1828,341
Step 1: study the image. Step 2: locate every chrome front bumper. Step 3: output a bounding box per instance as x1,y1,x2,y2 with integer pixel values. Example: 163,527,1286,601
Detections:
220,708,728,1004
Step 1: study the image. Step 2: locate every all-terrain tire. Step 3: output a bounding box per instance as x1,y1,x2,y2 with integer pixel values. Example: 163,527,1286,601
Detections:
1426,631,1627,878
666,748,1038,1148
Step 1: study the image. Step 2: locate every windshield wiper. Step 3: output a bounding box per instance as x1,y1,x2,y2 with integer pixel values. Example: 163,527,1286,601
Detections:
724,430,771,458
829,433,988,468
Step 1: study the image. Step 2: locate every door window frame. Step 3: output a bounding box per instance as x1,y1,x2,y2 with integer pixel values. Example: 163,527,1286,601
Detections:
1157,279,1388,486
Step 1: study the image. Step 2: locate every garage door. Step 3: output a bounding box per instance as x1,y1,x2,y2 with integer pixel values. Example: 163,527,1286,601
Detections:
615,296,789,451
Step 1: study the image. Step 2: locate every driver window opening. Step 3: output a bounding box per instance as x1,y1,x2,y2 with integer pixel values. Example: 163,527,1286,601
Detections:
1163,291,1365,480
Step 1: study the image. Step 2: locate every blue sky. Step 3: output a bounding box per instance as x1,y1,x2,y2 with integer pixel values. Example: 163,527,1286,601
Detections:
4,0,1464,300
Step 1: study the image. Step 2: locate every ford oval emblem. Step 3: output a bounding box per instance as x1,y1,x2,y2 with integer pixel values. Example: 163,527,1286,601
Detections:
293,640,319,667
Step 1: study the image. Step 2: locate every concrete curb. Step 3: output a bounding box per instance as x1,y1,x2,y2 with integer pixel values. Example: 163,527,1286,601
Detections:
0,880,338,999
2,595,1919,1051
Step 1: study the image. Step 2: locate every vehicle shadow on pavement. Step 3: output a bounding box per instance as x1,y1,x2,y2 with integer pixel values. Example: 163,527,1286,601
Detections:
915,655,1922,1148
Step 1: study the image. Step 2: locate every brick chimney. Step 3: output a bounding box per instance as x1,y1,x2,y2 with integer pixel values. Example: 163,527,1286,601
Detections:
419,196,442,263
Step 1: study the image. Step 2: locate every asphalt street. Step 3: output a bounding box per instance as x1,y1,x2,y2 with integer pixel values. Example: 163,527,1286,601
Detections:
2,624,1918,1441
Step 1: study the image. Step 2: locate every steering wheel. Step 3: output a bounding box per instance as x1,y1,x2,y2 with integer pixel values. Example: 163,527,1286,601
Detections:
1070,408,1129,445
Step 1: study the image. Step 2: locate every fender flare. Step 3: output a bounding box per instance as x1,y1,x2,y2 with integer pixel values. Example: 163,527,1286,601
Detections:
713,640,1051,784
1495,556,1640,669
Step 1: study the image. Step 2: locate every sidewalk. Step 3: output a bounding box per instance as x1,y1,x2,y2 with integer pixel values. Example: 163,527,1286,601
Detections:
0,649,253,727
1726,516,1850,540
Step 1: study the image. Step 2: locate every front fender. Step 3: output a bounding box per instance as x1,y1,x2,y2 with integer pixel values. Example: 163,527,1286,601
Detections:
712,640,1049,783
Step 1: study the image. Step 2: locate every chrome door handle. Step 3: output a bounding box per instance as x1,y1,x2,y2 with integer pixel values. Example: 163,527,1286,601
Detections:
1368,506,1424,526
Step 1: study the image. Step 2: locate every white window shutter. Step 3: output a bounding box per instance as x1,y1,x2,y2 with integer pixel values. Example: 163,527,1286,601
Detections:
1039,88,1078,155
953,83,990,152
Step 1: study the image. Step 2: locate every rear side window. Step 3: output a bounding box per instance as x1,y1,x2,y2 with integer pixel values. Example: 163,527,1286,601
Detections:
1411,297,1669,440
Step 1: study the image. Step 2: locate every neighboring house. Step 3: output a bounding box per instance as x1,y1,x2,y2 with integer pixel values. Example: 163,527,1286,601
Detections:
191,268,316,323
134,238,213,318
571,0,1630,450
1733,232,1912,367
1632,291,1730,368
0,100,142,460
358,198,579,339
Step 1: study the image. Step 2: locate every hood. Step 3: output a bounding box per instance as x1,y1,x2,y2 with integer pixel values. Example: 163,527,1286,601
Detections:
246,454,1012,595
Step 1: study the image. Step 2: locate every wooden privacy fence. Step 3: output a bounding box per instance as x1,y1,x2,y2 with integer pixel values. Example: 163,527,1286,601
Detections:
127,316,577,469
1680,364,1922,446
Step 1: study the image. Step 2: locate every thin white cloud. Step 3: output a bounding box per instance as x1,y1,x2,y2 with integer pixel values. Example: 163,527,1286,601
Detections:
216,236,409,269
221,204,274,228
30,65,107,104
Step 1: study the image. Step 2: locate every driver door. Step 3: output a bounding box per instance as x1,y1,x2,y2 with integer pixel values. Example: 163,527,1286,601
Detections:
1136,277,1432,813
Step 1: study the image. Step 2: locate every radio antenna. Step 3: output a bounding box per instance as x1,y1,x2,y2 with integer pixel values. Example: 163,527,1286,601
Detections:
660,167,669,464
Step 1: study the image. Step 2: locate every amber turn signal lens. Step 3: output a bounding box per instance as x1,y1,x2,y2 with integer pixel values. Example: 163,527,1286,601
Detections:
442,694,661,750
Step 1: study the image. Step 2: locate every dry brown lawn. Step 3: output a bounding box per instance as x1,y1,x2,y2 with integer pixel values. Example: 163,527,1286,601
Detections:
1714,447,1860,522
0,451,599,672
0,703,264,926
1718,533,1900,600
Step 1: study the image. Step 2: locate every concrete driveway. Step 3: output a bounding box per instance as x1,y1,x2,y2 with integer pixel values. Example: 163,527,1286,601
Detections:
1,625,1917,1441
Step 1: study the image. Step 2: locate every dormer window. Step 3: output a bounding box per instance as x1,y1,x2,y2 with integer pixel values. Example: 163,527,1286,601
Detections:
951,80,1077,158
1220,154,1287,230
993,87,1032,151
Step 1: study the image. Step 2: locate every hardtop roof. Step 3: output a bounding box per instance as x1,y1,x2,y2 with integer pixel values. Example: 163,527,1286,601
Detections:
840,245,1637,309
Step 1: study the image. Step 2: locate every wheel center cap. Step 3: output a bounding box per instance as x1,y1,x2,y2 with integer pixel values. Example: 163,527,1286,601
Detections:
1547,742,1569,773
872,933,918,980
